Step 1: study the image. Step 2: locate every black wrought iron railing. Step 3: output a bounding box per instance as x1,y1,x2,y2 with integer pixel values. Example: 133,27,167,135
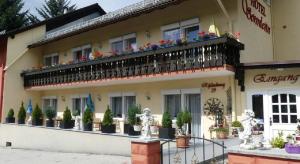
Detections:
21,37,244,88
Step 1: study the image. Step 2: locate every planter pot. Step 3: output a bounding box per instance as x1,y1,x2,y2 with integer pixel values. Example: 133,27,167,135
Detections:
32,118,43,126
83,123,93,131
216,132,228,139
101,124,116,133
128,125,141,136
285,144,300,154
46,120,54,127
18,119,25,124
159,128,175,139
60,120,74,129
6,117,15,123
133,125,142,132
176,136,190,148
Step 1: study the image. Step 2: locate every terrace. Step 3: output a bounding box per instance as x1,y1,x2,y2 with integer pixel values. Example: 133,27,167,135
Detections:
21,36,244,89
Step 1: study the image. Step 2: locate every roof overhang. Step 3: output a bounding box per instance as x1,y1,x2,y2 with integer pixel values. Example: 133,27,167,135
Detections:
241,60,300,70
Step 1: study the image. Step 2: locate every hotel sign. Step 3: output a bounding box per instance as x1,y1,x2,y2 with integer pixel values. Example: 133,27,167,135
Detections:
242,0,271,34
254,74,300,85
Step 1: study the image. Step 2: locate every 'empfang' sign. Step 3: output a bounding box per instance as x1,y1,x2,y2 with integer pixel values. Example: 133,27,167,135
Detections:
242,0,271,34
253,74,300,85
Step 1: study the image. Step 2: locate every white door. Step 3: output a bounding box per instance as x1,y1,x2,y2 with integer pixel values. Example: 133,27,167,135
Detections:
267,92,300,139
184,94,201,138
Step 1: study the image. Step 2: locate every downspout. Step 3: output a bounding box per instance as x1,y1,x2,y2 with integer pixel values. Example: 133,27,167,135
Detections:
216,0,233,33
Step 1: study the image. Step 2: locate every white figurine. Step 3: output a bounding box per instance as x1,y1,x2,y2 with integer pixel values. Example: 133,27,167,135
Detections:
239,110,257,149
73,116,81,130
136,108,154,140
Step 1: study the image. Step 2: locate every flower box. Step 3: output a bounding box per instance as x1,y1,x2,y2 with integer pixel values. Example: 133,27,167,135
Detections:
285,144,300,154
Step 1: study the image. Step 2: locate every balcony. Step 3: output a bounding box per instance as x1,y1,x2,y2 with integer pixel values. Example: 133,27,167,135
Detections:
21,37,244,89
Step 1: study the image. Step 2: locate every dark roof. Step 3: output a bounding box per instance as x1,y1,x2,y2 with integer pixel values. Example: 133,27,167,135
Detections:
28,0,187,48
6,3,106,37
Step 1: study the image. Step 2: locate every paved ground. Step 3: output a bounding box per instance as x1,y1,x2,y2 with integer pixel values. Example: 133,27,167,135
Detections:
0,147,131,164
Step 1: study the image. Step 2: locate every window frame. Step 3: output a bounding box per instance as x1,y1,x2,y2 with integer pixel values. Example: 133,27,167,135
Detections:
71,94,89,116
72,44,92,62
43,53,59,67
109,33,137,54
42,96,58,114
109,92,136,119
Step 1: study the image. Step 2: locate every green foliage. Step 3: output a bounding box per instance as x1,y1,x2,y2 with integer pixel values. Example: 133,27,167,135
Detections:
127,105,141,125
83,106,93,125
72,108,80,117
176,112,183,129
32,104,43,121
17,102,26,121
271,132,285,149
181,110,192,124
212,127,229,133
63,107,72,123
162,111,172,128
232,121,242,127
7,108,14,118
0,0,28,31
45,107,56,120
36,0,77,20
102,106,113,126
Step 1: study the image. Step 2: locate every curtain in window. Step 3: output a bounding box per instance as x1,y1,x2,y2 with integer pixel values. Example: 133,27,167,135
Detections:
163,28,181,41
112,97,122,118
165,95,181,118
124,96,136,119
185,94,201,137
111,41,123,54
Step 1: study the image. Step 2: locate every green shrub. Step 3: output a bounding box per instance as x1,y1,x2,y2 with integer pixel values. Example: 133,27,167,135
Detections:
102,106,113,126
32,104,43,122
83,106,93,125
176,112,183,129
45,107,56,120
128,105,141,126
7,109,14,118
212,127,229,133
63,107,72,124
232,121,242,127
18,102,26,121
271,132,285,149
162,111,172,128
181,110,192,124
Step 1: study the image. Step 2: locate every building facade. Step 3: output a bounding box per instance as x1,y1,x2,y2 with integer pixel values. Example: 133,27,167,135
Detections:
1,0,299,139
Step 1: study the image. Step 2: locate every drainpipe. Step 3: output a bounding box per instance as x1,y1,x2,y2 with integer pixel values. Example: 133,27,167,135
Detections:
216,0,233,33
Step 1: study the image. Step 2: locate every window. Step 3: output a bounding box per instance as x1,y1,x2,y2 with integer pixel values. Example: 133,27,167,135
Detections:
72,45,92,62
72,97,88,115
271,94,298,124
164,94,181,118
44,54,59,67
110,93,136,118
110,33,137,55
252,94,264,119
42,98,57,114
161,18,200,42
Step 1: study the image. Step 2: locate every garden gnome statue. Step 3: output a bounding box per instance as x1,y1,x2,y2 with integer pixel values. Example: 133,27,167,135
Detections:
136,108,154,140
239,110,257,149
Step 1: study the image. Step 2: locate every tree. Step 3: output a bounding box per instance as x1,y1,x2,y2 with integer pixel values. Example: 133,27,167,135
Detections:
36,0,77,20
0,0,28,32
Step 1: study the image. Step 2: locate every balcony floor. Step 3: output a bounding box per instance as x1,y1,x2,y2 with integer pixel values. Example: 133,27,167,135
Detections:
25,65,234,91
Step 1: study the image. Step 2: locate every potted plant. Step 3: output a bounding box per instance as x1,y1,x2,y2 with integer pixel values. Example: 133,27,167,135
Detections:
271,132,285,149
45,107,56,127
101,106,116,133
213,127,229,139
32,105,43,126
60,107,74,129
6,109,15,123
83,106,93,131
231,120,242,137
159,111,175,139
127,105,141,136
176,111,192,148
17,102,26,124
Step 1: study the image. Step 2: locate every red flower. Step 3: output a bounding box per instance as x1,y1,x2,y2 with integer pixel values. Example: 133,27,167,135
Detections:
234,32,241,39
159,40,165,45
198,31,206,37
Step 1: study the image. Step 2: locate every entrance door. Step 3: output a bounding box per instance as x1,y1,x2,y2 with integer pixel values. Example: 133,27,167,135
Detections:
184,94,201,138
268,93,300,138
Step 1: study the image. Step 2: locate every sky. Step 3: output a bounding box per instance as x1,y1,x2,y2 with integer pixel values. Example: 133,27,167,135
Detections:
24,0,142,17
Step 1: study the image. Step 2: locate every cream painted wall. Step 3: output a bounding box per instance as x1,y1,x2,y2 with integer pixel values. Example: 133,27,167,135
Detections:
2,26,46,120
41,0,238,65
272,0,300,61
237,0,273,63
35,76,232,137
